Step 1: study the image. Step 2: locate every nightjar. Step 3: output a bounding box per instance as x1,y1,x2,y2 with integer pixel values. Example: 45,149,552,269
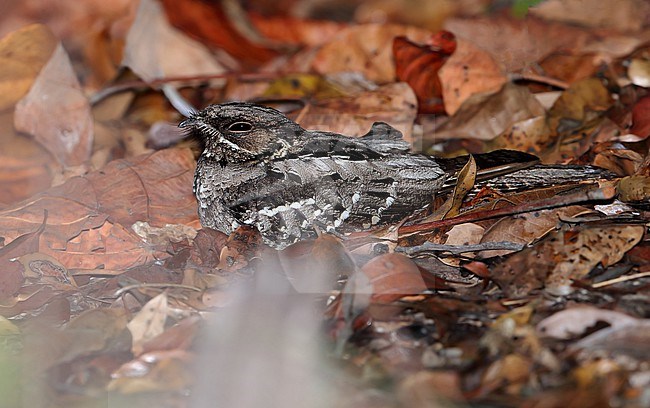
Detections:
181,102,610,249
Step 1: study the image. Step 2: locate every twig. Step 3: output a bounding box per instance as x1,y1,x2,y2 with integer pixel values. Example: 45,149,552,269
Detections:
510,73,569,89
398,184,616,238
591,271,650,289
114,282,202,297
397,241,524,256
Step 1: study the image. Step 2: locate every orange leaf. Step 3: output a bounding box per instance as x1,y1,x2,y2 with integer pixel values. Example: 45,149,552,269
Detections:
393,31,456,114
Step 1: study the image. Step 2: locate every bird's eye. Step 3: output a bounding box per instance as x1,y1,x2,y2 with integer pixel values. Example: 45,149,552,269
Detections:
227,121,253,133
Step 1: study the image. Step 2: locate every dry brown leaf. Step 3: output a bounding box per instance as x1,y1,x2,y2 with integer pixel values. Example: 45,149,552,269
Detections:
438,37,507,116
361,253,427,303
0,221,45,302
296,82,417,143
393,31,456,114
491,224,644,297
617,176,650,203
537,305,639,340
0,24,57,111
128,292,169,356
547,77,613,135
444,16,591,73
249,13,345,47
531,0,649,32
123,0,226,82
14,43,93,166
160,0,278,66
571,319,650,359
434,83,544,140
108,349,193,393
0,148,197,271
479,206,591,258
310,23,432,84
489,116,553,154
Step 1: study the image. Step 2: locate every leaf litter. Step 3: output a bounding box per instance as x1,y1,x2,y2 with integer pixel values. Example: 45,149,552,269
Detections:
0,1,648,407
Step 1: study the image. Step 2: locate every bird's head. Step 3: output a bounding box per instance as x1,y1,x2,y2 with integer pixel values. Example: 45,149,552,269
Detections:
180,102,303,162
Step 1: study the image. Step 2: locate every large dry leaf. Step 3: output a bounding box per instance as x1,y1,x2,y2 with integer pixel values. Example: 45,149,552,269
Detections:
124,0,226,82
537,305,639,340
128,292,169,355
361,253,427,303
438,38,507,116
444,16,591,73
249,13,345,47
479,206,591,257
531,0,649,32
434,83,544,140
160,0,278,66
0,148,197,270
296,82,418,143
393,31,456,114
547,77,613,135
0,111,55,208
0,24,57,111
491,224,644,297
14,43,93,166
310,23,432,84
0,221,45,302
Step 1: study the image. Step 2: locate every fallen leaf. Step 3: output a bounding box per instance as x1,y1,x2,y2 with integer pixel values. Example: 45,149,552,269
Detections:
0,24,57,111
630,95,650,138
438,37,507,116
547,77,613,136
361,253,427,303
617,176,650,204
479,206,591,258
14,43,93,166
0,148,197,271
489,116,553,154
537,305,639,339
160,0,278,66
393,31,456,113
310,23,432,84
531,0,649,31
128,292,169,356
433,82,545,140
491,224,644,297
296,82,418,143
249,13,345,47
123,0,226,82
0,220,45,302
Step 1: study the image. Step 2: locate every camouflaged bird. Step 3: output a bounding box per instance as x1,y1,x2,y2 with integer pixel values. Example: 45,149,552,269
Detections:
181,102,610,249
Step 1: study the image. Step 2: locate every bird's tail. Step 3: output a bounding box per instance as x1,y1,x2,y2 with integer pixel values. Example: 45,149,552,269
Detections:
437,150,616,193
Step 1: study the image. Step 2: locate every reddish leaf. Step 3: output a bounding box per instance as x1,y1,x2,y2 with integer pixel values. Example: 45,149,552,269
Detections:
160,0,278,67
393,31,456,114
630,95,650,138
362,253,427,303
0,217,46,301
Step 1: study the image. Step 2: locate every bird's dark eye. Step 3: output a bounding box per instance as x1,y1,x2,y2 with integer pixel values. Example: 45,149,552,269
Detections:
227,121,253,133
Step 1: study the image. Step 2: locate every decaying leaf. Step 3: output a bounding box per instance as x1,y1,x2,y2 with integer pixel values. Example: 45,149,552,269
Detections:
0,24,57,111
433,83,544,141
128,292,169,355
438,37,507,116
491,224,645,297
0,148,197,271
310,23,432,83
392,31,456,114
537,305,639,340
124,0,226,82
14,43,93,166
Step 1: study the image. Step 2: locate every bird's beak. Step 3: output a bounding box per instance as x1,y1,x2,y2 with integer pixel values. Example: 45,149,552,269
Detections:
179,117,197,129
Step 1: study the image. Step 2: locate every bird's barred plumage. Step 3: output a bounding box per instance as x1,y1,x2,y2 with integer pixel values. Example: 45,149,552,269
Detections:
181,102,612,249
